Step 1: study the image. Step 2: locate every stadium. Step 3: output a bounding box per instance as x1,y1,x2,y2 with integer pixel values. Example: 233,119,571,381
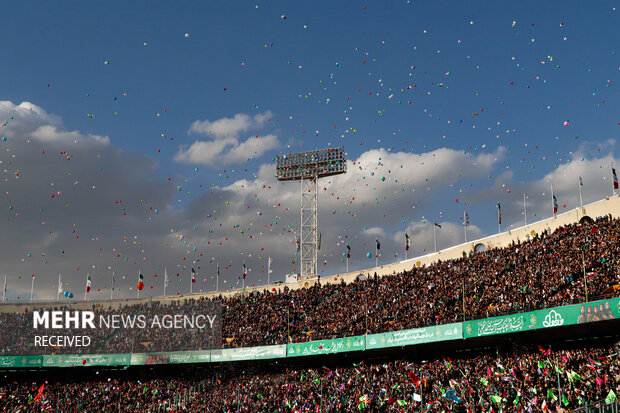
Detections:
2,2,620,412
2,196,620,412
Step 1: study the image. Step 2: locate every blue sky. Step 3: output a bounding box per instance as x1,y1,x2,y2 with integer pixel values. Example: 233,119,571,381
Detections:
0,1,618,300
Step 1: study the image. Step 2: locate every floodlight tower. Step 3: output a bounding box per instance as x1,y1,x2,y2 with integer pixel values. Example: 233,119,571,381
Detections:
276,147,347,279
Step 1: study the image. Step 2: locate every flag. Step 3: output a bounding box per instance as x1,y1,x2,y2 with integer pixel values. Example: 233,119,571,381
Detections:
434,222,442,228
112,271,116,291
139,272,144,281
268,257,273,273
614,167,619,190
32,384,45,403
490,395,502,404
408,371,420,386
376,238,381,250
296,236,300,253
579,176,583,186
358,394,369,409
217,264,220,279
57,275,63,296
405,233,411,251
318,233,321,250
606,389,617,404
3,275,7,299
443,389,461,404
464,212,470,226
191,268,196,283
243,263,247,280
553,195,558,214
497,202,502,225
346,245,351,258
86,274,91,293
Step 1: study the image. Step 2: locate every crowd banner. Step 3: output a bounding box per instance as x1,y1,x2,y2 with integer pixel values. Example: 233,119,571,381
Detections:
463,297,620,338
366,323,463,350
43,353,131,367
287,336,366,357
211,344,287,362
0,355,42,368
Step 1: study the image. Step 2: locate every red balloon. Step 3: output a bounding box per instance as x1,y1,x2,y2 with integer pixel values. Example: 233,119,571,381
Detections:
137,281,144,291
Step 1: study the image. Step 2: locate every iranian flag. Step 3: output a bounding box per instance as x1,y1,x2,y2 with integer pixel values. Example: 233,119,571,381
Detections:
191,268,196,283
86,274,91,293
405,233,411,251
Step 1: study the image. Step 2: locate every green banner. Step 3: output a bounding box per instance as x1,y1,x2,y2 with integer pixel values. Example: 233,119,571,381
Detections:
211,345,286,362
6,298,619,368
43,353,130,367
169,350,211,364
366,323,462,350
0,355,42,368
287,336,366,357
129,353,171,365
464,297,620,338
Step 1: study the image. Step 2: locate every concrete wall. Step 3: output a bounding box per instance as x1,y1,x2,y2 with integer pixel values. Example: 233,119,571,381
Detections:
2,195,618,313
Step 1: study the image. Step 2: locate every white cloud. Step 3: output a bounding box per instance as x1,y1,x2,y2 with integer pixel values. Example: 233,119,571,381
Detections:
176,111,277,165
188,111,272,138
174,134,278,165
469,144,618,229
31,125,110,145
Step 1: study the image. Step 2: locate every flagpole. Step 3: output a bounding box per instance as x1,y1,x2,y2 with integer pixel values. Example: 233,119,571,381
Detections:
464,211,467,243
84,273,88,301
137,269,140,299
30,275,35,303
111,271,114,300
190,269,193,295
2,274,6,302
582,251,588,302
578,177,583,207
163,268,167,297
405,237,408,261
612,163,616,196
217,264,220,292
523,194,527,226
497,206,501,234
551,184,555,216
374,238,378,267
433,221,437,253
267,257,271,286
57,274,61,301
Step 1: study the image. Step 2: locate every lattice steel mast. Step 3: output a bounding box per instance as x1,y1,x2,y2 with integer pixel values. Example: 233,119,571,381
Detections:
276,148,346,279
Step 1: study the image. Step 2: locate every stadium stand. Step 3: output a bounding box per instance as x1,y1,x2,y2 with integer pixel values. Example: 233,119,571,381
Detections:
1,215,619,354
1,210,620,411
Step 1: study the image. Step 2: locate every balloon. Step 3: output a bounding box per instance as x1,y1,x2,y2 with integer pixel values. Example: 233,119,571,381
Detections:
137,281,144,291
366,252,372,258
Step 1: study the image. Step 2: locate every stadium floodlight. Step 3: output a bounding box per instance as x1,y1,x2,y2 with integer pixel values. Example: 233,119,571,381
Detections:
276,147,347,279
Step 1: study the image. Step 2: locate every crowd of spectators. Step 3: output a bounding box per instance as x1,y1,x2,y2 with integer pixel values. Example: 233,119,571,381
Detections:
0,215,619,355
1,341,619,411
